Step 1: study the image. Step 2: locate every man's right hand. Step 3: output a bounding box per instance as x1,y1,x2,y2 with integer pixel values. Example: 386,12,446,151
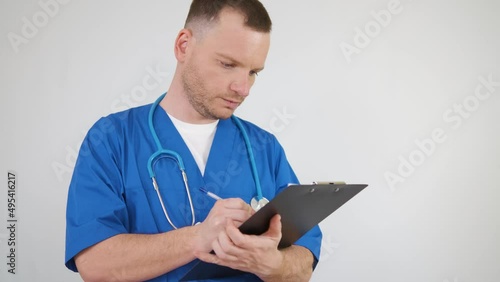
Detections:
192,198,254,253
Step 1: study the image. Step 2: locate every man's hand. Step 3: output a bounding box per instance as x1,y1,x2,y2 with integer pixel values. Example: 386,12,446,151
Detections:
196,214,285,281
192,198,254,253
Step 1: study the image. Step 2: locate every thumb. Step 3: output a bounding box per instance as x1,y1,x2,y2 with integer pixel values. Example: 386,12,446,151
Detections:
263,214,282,239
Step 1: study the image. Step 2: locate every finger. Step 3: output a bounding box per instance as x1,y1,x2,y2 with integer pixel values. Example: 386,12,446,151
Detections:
217,227,245,257
211,199,252,218
219,198,251,210
217,229,233,251
231,219,245,228
206,207,251,226
262,214,282,239
212,237,239,262
225,220,249,248
250,208,256,216
221,209,253,223
196,250,241,272
196,251,220,265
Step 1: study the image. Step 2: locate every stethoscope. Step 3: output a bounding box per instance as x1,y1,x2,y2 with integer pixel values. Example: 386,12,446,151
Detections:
147,93,269,229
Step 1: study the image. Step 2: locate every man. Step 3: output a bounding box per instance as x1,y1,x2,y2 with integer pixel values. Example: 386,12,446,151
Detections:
65,0,322,281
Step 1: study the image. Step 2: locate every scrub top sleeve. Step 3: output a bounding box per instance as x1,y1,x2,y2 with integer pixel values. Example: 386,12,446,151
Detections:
65,118,129,272
271,135,323,267
271,136,299,189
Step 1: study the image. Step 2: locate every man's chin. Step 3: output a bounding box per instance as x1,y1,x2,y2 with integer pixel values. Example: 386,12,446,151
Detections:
214,108,236,120
216,113,234,120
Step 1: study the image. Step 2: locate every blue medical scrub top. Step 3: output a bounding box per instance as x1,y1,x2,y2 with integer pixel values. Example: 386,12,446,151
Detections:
65,102,322,281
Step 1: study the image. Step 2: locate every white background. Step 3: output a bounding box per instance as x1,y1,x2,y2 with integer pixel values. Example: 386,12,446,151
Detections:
1,0,499,281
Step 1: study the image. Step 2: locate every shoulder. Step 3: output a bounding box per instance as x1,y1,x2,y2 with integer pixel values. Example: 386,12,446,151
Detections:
105,104,150,126
89,104,151,136
232,116,298,185
82,104,152,151
232,115,275,139
231,115,282,153
232,115,278,140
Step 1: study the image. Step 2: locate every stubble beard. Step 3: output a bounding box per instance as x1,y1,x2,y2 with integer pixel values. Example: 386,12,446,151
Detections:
181,62,232,121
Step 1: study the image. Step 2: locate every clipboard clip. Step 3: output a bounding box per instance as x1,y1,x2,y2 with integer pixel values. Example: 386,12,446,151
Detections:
312,181,346,192
312,181,346,185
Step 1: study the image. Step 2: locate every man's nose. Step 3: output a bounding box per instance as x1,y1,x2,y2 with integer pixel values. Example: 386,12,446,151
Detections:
230,74,251,97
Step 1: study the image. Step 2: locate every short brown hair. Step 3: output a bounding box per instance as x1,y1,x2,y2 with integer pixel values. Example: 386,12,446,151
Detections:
185,0,272,33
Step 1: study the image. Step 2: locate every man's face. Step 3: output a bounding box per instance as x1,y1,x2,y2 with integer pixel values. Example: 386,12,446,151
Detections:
181,9,271,121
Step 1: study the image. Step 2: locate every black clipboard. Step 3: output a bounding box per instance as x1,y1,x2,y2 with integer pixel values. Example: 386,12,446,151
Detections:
180,182,368,281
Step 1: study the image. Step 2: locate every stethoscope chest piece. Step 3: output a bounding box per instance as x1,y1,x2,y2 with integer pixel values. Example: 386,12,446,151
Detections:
250,196,269,211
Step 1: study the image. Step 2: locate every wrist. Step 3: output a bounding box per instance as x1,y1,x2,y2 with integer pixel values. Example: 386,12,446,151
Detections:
261,250,285,282
185,224,204,255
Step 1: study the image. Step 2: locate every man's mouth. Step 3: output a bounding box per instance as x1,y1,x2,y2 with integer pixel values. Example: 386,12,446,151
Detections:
222,98,242,109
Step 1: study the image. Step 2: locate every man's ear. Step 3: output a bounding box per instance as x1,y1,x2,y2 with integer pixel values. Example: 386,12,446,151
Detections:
174,28,193,62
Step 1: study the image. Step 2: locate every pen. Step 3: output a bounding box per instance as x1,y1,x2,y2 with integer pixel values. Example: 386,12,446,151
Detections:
199,187,223,201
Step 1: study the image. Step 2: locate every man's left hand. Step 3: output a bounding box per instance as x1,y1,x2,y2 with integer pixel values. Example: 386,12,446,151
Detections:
195,214,284,280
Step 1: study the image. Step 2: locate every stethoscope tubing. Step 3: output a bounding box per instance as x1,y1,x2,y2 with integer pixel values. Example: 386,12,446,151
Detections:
146,93,264,229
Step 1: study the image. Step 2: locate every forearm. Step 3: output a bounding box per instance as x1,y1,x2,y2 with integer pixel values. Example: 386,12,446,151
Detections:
75,225,201,282
264,245,314,282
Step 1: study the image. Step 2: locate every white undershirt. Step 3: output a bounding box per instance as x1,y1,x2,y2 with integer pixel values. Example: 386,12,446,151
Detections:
168,113,219,175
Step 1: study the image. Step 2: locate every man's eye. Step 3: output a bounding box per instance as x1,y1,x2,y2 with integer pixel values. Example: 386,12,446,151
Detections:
250,70,259,77
220,61,235,69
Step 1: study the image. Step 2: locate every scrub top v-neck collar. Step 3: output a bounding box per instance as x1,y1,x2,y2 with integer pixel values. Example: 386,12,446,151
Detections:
153,105,239,188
